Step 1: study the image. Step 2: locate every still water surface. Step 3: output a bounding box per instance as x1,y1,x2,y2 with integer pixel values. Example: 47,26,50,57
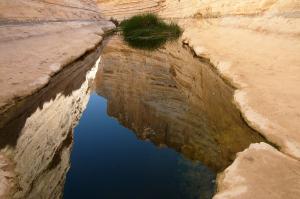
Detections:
64,93,215,199
63,37,265,199
0,36,266,199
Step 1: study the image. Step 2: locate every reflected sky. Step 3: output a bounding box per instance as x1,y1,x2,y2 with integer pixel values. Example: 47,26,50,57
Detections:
63,36,266,199
64,93,215,199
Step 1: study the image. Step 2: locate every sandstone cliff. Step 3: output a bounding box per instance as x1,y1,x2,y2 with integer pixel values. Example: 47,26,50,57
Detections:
98,0,300,19
0,0,101,22
0,44,101,198
96,37,265,172
0,0,299,198
0,1,111,197
97,1,300,198
0,0,115,121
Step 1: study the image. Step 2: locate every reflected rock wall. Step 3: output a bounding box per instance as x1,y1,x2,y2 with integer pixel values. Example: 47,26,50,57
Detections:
0,46,101,198
96,37,266,171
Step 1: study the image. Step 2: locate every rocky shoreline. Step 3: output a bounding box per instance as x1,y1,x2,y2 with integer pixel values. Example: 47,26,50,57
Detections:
97,0,300,198
0,0,299,198
0,0,114,198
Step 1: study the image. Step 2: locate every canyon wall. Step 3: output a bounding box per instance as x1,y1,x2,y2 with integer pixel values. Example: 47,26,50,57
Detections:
0,1,113,198
0,0,101,22
97,0,300,19
96,1,300,198
161,0,300,17
0,44,101,198
0,0,115,121
0,0,299,198
95,37,265,172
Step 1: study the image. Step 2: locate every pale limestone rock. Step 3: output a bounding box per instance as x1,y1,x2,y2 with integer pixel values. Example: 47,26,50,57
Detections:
95,1,300,198
0,44,101,198
181,18,300,159
0,153,15,199
214,142,300,199
97,0,300,19
0,0,299,198
95,36,265,171
0,0,115,119
13,55,99,199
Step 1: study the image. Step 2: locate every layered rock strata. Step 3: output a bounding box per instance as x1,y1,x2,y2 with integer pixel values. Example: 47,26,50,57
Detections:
96,37,266,172
214,142,300,199
96,1,300,198
0,45,101,198
0,0,115,121
0,1,107,197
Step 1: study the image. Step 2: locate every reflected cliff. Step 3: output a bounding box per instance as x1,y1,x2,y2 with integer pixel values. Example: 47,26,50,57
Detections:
0,45,101,198
0,36,268,199
96,36,266,172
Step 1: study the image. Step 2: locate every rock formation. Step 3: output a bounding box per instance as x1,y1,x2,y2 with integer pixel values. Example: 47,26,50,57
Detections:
0,0,299,198
214,142,300,199
95,37,266,171
0,44,101,198
0,0,115,121
13,48,100,199
96,1,300,198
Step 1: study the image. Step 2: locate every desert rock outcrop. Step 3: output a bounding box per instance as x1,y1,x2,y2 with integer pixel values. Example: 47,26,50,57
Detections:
0,1,110,197
0,0,115,121
95,37,266,171
96,0,300,197
0,0,299,198
0,45,101,198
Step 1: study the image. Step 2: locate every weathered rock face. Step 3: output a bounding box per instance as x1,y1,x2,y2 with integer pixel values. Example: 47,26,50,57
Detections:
0,153,15,199
0,0,115,120
0,0,101,22
96,1,300,198
0,1,113,197
95,36,265,171
0,0,299,198
214,143,300,199
97,0,161,20
0,45,101,198
97,0,300,19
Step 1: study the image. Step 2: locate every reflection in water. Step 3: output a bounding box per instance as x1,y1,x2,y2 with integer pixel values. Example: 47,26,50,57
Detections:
95,36,266,171
0,45,101,198
64,36,265,198
0,36,266,199
64,94,215,199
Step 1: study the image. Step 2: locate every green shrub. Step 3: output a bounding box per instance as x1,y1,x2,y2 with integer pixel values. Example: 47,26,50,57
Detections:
119,14,182,50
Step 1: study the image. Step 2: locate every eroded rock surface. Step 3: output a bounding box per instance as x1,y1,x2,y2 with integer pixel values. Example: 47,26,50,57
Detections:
0,43,101,199
0,0,115,119
0,0,299,198
0,153,15,198
96,0,300,198
0,1,113,197
97,0,300,159
214,142,300,199
0,0,101,22
96,36,266,171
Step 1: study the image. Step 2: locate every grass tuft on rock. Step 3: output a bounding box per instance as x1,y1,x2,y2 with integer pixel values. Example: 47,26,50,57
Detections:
119,14,182,50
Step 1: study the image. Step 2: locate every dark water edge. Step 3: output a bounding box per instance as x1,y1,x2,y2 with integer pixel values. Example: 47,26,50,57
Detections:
0,36,268,199
63,93,216,199
63,36,268,199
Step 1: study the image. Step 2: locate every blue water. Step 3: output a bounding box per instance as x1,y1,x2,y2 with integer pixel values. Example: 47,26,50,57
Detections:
63,93,215,199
